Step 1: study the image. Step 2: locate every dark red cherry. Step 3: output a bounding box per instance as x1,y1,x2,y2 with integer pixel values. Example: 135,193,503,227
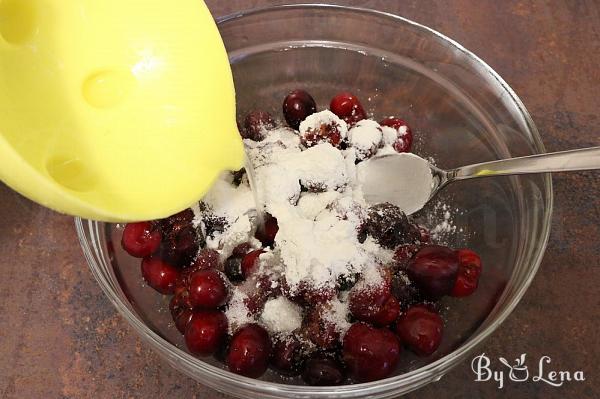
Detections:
369,296,401,326
283,89,317,129
121,222,161,258
255,213,279,247
395,305,443,356
184,310,228,356
407,245,459,298
188,270,229,309
169,291,193,333
348,280,391,321
303,305,340,351
380,117,413,153
343,322,401,382
330,92,366,125
190,249,221,271
232,242,254,257
451,249,482,297
241,249,264,278
302,356,345,386
271,335,306,375
227,324,272,378
140,257,180,294
242,110,276,141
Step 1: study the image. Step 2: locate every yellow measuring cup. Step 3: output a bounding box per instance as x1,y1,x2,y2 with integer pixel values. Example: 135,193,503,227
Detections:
0,0,244,222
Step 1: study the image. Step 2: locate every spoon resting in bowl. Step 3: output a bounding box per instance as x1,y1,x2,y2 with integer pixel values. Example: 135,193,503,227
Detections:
357,146,600,215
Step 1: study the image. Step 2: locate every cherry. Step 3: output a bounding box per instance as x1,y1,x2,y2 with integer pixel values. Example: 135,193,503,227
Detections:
330,92,367,125
121,222,161,258
184,310,228,356
285,280,336,305
391,273,421,308
349,280,391,322
188,270,229,309
159,209,194,233
407,245,459,298
299,119,344,148
395,305,443,356
380,117,413,153
271,335,306,375
140,257,180,294
451,249,482,297
237,276,271,314
158,226,200,267
343,322,401,382
301,285,336,304
241,249,264,278
370,296,401,326
303,305,340,350
255,213,279,247
283,89,317,129
190,249,221,271
169,291,193,333
227,324,272,378
242,110,276,141
393,244,420,269
302,356,345,386
232,242,254,257
364,203,419,249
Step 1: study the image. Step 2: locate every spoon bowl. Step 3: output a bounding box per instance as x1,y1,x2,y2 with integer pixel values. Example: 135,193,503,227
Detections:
361,146,600,214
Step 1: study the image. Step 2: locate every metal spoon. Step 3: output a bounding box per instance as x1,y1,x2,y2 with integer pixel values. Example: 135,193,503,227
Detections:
358,146,600,214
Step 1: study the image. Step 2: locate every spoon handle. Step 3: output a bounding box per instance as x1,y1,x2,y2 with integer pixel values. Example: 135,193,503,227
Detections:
449,146,600,181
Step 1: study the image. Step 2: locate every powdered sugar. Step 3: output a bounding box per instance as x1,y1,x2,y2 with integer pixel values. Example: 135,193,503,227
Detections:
193,111,463,339
193,176,256,258
322,298,351,336
348,120,383,161
299,110,348,145
430,201,458,242
259,297,303,334
292,143,349,191
225,288,255,334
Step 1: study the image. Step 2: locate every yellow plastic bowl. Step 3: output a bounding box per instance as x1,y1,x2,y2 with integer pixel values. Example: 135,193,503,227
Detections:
0,0,244,222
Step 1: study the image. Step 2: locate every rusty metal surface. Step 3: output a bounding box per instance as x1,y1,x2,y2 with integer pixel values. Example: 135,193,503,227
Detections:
1,1,599,398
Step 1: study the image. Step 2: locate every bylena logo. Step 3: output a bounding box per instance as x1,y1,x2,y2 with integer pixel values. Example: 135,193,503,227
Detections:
471,353,585,389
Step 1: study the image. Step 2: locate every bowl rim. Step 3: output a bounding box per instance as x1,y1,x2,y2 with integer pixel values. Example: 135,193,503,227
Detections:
77,3,553,396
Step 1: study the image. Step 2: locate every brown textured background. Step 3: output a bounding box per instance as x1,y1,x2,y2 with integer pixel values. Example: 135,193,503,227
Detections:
1,1,599,398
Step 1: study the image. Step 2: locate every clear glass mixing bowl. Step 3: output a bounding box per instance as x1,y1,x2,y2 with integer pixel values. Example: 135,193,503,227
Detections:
76,4,552,398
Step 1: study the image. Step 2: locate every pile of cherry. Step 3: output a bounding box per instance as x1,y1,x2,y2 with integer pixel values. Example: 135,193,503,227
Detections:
120,91,483,385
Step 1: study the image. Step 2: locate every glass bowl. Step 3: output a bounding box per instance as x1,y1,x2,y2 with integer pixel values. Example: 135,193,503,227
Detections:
76,4,552,398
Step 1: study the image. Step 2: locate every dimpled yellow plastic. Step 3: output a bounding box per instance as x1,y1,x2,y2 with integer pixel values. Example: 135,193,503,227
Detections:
0,0,244,222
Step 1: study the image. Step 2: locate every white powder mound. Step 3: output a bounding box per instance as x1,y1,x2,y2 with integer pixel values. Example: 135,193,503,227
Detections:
290,143,349,191
348,120,383,161
297,191,341,220
255,163,301,209
271,203,366,290
225,288,255,334
299,110,348,144
320,196,366,229
259,297,303,334
194,176,257,257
